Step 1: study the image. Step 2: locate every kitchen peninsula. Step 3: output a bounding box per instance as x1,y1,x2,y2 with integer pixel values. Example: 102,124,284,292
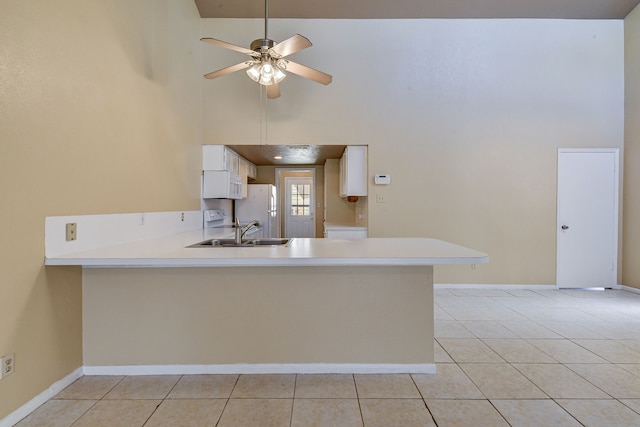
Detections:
45,212,488,374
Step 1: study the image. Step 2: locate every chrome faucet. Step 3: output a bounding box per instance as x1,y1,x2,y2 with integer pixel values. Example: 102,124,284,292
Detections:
235,217,260,245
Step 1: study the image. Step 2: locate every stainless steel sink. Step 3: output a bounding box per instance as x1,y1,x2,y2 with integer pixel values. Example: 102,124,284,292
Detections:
187,238,292,248
188,238,252,247
250,238,292,246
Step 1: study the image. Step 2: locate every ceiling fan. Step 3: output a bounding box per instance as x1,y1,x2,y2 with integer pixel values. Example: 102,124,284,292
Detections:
200,0,332,99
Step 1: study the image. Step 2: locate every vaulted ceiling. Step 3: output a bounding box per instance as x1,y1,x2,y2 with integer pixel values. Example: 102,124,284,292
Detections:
194,0,640,20
196,0,639,165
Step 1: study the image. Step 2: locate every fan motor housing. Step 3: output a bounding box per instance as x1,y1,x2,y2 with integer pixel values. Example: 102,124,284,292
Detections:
250,38,275,52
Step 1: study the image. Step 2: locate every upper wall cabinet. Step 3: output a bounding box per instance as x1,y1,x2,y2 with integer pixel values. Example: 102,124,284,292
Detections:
203,145,257,199
239,157,249,198
203,145,240,174
247,162,257,180
340,146,368,197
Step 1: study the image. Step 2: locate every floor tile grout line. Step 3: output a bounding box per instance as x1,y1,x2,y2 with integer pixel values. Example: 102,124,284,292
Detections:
352,374,368,426
542,397,588,426
140,400,163,427
213,374,239,427
524,338,597,364
508,362,601,401
559,363,625,400
69,374,128,427
567,338,627,364
129,374,178,427
68,399,100,427
486,399,515,427
100,375,127,400
620,398,640,416
409,372,440,426
289,374,297,427
549,397,608,427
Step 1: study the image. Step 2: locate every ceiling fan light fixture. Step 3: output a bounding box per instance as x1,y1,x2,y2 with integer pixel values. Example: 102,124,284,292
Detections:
201,0,331,97
246,62,261,82
273,64,286,83
246,60,286,86
259,62,275,85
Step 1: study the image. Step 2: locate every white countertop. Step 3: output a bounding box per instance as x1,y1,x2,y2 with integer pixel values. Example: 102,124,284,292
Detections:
44,228,489,268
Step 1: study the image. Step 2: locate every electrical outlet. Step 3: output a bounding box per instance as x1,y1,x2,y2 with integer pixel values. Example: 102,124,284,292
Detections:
0,353,14,379
65,223,77,241
376,194,385,203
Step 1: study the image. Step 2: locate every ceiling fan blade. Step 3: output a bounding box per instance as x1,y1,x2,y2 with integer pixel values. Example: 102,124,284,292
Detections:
269,34,312,58
201,37,258,57
284,61,333,85
267,83,281,99
204,62,251,80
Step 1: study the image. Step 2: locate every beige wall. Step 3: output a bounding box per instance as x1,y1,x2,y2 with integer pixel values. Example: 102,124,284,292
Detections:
324,158,359,225
624,6,640,290
202,18,624,285
253,165,278,185
0,0,202,418
83,266,434,365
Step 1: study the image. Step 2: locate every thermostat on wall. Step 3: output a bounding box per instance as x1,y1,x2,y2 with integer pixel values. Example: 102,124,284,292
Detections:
374,174,391,185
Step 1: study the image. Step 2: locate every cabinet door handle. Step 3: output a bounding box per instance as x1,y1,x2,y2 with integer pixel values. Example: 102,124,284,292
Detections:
561,225,569,230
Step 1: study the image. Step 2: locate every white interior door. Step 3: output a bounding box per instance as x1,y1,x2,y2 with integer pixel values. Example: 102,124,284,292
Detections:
284,177,315,238
556,149,619,288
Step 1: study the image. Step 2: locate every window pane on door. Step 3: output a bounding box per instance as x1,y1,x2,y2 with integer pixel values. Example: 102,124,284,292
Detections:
290,184,311,216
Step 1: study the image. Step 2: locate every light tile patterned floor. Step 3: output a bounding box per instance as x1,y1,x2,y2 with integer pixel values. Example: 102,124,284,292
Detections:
13,288,640,426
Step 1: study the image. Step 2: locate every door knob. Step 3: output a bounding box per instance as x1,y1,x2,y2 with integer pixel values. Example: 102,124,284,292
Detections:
561,225,569,230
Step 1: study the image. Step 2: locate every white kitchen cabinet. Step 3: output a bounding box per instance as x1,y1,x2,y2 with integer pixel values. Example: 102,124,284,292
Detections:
324,223,368,238
203,145,239,174
203,146,256,196
227,150,239,174
247,162,257,179
339,146,368,197
239,158,249,198
202,170,242,199
238,158,258,198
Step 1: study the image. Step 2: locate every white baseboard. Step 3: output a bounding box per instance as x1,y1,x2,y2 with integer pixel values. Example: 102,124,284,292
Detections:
0,367,83,427
621,285,640,294
83,363,437,376
435,284,636,292
435,283,557,290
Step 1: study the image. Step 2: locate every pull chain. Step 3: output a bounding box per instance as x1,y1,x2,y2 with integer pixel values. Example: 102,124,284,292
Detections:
260,85,269,145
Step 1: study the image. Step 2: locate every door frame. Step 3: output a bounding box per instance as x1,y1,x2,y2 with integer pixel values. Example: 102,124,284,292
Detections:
276,167,316,238
556,148,620,289
284,176,316,238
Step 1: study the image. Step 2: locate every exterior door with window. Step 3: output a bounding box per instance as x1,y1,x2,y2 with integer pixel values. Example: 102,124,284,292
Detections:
284,177,315,238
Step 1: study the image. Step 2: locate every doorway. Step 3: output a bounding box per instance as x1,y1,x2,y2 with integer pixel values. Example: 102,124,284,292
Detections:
276,168,316,238
556,149,619,289
285,177,315,238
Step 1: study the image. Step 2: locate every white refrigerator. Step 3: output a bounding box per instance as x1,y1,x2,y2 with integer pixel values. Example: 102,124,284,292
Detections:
235,184,280,238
